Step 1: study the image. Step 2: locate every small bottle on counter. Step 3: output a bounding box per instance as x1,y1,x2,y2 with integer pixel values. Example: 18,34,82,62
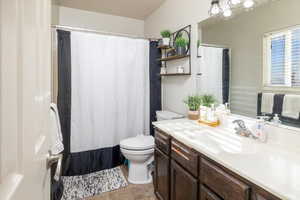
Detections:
207,104,218,123
255,117,268,143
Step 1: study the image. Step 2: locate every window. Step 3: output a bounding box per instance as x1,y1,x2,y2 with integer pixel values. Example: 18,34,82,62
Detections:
263,26,300,89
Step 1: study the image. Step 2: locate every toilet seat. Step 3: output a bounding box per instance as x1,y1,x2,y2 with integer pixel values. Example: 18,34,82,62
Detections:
120,148,154,155
120,135,154,151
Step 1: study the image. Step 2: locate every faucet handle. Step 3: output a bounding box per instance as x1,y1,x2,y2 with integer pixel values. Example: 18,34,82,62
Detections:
233,119,247,129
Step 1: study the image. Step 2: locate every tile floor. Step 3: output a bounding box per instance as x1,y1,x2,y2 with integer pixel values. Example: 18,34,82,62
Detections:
86,166,157,200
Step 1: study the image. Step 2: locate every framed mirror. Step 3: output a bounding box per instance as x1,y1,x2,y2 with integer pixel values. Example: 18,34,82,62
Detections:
197,0,300,127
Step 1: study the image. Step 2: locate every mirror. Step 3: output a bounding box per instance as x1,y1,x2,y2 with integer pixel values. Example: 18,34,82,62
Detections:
197,0,300,127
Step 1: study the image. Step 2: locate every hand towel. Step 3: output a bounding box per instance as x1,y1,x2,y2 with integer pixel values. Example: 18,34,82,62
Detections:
282,95,300,119
261,93,274,114
50,103,64,155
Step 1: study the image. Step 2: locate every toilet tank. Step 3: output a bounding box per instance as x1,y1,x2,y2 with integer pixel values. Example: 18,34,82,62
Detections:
156,111,184,121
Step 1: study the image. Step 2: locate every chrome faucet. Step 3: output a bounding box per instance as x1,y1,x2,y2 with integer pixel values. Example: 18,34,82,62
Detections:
232,120,258,139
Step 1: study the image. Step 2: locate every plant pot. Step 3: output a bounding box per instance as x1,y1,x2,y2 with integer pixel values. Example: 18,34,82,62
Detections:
162,38,170,46
188,110,199,120
176,46,187,56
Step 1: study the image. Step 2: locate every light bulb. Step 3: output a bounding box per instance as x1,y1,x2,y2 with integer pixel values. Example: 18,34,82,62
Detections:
223,9,232,17
243,0,254,8
211,3,221,15
230,0,241,5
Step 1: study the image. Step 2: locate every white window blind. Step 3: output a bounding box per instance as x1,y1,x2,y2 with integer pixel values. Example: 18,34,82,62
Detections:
264,26,300,88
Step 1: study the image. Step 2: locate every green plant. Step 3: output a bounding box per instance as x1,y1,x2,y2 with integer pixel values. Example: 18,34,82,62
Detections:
175,37,188,47
160,30,171,38
183,95,202,111
200,94,216,107
197,40,200,48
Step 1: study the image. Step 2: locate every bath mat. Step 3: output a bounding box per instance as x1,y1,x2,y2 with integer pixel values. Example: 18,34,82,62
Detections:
61,166,128,200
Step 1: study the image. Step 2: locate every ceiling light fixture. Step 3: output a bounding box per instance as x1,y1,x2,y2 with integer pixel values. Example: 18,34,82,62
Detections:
209,0,255,18
223,8,232,17
243,0,255,8
209,0,221,16
229,0,241,5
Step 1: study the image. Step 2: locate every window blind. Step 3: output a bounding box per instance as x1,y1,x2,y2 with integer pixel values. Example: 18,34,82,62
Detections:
266,27,300,87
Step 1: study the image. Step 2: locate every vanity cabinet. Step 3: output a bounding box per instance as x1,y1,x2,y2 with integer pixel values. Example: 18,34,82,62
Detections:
154,129,171,200
171,160,198,200
153,128,282,200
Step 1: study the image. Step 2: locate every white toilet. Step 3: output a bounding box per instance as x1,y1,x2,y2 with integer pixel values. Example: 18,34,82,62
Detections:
120,111,183,184
120,135,155,184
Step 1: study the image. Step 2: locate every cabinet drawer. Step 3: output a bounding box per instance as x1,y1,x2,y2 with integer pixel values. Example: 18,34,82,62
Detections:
200,185,222,200
171,139,198,177
201,158,250,200
155,129,171,155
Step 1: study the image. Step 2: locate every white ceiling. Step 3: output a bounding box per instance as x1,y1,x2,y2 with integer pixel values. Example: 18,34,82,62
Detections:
58,0,165,20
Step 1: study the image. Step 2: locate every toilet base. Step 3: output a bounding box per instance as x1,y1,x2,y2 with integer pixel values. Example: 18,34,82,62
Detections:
127,160,153,184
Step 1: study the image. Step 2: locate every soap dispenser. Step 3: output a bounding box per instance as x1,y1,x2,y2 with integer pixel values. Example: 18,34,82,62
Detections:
271,114,282,125
256,117,268,143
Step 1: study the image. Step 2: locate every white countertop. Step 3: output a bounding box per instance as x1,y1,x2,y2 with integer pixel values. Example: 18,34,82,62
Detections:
153,115,300,200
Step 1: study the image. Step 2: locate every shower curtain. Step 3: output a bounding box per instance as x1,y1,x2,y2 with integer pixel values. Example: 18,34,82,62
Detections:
57,30,150,176
198,46,224,103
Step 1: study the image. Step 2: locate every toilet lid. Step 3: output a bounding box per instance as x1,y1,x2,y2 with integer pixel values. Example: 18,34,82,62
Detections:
120,135,154,150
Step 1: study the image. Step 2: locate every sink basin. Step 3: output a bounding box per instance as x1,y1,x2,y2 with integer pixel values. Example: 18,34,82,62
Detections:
189,129,259,155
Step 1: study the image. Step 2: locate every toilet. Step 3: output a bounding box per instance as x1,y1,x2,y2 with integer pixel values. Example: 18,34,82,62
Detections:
120,111,184,184
120,135,155,184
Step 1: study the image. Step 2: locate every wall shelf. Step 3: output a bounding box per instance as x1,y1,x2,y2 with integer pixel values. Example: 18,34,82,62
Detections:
157,45,172,49
158,25,192,76
160,73,191,76
158,54,189,62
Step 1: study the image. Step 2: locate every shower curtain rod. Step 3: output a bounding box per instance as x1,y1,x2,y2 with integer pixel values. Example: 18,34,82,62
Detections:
200,43,229,49
52,25,154,40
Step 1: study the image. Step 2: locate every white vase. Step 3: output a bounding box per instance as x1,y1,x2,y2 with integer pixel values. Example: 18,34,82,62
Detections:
162,38,170,46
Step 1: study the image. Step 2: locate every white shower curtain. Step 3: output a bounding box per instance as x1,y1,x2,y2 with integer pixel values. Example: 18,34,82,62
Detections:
70,32,150,153
198,46,223,104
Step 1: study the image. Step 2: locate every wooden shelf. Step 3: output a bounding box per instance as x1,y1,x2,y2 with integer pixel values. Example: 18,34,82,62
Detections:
158,54,189,62
160,73,191,76
157,45,172,49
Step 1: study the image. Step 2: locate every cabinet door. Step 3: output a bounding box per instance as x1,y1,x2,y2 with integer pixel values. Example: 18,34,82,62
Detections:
251,189,281,200
155,148,170,200
171,160,198,200
200,185,221,200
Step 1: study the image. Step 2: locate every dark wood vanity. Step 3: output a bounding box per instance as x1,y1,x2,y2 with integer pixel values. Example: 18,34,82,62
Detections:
153,128,282,200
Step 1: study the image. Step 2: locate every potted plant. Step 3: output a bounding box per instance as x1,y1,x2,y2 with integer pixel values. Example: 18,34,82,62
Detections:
175,37,188,56
201,94,216,107
183,95,202,120
160,30,171,46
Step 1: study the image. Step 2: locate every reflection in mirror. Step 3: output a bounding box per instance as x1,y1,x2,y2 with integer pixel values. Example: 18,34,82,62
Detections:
198,0,300,128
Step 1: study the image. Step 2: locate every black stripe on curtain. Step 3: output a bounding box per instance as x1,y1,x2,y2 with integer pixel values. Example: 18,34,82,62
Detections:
149,41,162,136
56,30,124,177
57,30,72,175
222,49,230,104
52,29,72,200
64,146,124,176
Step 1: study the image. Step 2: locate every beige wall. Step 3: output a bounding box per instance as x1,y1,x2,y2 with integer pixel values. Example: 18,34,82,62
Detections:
201,0,300,116
56,6,145,37
144,0,211,114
